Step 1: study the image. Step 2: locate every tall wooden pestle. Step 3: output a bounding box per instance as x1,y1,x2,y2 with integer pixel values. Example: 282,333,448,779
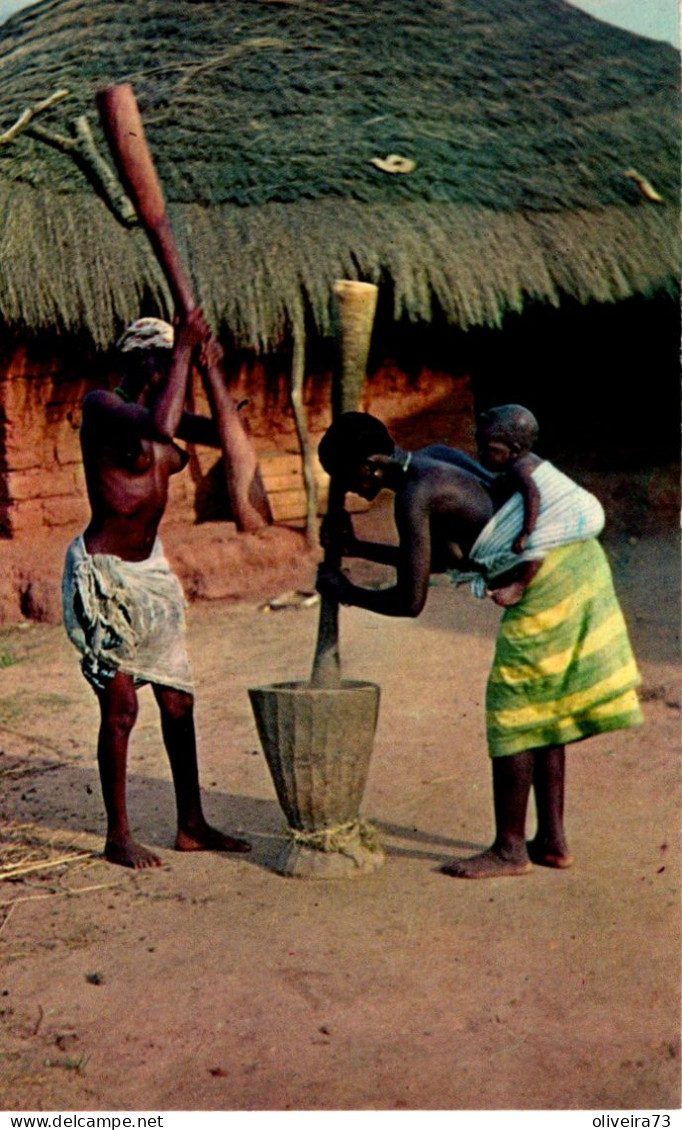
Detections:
310,280,379,688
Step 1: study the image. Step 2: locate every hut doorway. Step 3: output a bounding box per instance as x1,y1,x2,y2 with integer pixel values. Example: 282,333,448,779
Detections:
468,291,679,469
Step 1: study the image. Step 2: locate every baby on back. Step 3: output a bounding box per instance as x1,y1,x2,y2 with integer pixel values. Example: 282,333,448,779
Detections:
474,404,604,606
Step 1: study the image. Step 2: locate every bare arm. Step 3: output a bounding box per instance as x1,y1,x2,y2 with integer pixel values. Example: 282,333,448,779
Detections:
149,311,208,440
320,510,399,567
349,539,400,567
197,336,272,530
317,485,432,618
81,310,209,446
198,337,258,473
176,411,221,447
82,396,220,453
510,461,541,552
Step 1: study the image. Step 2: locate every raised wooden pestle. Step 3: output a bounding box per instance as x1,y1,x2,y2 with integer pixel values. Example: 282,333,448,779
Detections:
95,82,271,531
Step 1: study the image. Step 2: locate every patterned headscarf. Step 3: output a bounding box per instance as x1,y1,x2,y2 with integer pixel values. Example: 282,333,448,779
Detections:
116,317,174,353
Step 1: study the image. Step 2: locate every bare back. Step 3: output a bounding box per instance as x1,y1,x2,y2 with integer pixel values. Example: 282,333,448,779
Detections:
396,453,494,573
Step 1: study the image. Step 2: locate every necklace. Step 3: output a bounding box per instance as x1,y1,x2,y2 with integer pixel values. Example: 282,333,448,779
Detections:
113,386,133,403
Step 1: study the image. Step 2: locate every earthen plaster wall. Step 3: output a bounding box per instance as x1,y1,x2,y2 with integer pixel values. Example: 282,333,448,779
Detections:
0,337,476,622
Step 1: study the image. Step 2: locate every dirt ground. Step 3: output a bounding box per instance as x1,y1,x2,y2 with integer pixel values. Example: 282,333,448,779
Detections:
0,491,679,1113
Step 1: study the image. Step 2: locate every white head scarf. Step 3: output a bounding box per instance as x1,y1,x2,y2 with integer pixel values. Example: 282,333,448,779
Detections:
116,317,174,353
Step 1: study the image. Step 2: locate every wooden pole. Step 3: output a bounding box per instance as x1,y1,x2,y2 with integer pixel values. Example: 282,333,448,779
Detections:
310,280,378,687
95,82,272,531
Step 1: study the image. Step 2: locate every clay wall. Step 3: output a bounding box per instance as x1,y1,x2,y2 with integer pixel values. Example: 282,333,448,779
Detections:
0,336,476,622
174,355,477,523
0,290,677,540
0,339,476,534
0,342,91,539
2,290,676,624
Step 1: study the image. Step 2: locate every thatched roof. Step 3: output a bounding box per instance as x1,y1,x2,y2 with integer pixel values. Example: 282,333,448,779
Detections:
0,0,678,350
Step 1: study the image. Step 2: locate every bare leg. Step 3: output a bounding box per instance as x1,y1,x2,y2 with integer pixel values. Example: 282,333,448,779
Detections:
489,560,543,607
152,684,251,854
96,672,162,869
489,580,527,607
441,751,534,878
528,744,573,868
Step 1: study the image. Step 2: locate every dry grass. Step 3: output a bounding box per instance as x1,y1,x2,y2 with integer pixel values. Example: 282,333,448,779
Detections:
0,823,95,883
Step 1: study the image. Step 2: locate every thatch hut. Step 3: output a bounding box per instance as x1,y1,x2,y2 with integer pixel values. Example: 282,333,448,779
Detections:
0,0,678,619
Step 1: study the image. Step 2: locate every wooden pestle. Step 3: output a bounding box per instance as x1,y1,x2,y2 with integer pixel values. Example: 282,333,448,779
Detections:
310,280,379,687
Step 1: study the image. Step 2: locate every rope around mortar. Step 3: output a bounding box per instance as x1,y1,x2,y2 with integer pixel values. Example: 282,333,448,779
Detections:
287,819,381,856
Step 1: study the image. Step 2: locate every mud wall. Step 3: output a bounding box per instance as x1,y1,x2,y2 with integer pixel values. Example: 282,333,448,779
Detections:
0,342,91,539
0,335,476,622
0,338,476,535
1,290,677,542
180,354,477,521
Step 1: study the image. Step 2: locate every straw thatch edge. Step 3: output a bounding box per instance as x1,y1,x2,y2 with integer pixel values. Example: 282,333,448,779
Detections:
1,187,678,351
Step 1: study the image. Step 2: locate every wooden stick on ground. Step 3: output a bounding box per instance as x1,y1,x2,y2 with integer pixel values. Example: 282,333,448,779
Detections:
0,852,93,880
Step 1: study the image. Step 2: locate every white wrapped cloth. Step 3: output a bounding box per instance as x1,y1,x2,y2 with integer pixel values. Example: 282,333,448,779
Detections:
62,535,194,693
451,461,605,598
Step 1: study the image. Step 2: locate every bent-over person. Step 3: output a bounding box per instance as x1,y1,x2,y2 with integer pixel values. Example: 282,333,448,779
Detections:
62,312,251,869
315,412,642,880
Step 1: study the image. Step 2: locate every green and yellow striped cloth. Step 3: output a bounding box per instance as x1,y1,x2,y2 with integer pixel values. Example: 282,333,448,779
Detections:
486,539,642,757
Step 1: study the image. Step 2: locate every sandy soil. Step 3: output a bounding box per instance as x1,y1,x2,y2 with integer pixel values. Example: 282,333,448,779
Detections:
0,504,679,1113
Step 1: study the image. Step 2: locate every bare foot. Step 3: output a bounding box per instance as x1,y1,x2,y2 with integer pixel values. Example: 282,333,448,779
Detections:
175,823,251,854
527,838,574,869
441,846,533,879
105,834,163,870
490,582,526,607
